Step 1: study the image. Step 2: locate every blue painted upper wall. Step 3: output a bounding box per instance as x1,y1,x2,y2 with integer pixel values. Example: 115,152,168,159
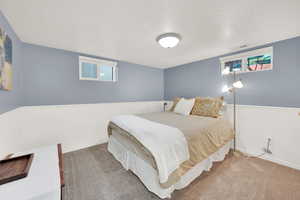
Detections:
0,11,23,113
0,10,163,111
164,36,300,108
1,9,300,111
22,43,164,106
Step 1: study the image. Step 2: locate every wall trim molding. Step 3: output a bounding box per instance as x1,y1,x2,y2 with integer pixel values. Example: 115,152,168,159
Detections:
226,103,300,110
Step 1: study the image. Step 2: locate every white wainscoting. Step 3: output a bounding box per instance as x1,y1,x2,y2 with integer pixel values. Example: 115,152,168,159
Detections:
0,101,164,158
0,109,23,159
225,104,300,170
1,102,299,170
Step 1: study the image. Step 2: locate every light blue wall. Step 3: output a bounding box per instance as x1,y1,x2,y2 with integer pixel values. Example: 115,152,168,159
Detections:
0,12,23,114
22,43,164,106
1,9,300,111
164,36,300,108
0,10,163,110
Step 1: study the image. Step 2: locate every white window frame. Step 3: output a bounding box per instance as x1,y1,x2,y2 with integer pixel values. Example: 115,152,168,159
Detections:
220,47,273,75
79,56,118,82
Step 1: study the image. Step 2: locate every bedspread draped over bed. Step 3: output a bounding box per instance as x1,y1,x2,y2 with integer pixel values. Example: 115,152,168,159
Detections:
107,112,234,188
111,115,189,184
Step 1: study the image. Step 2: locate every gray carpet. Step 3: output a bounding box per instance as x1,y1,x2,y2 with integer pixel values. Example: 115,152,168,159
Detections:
62,144,300,200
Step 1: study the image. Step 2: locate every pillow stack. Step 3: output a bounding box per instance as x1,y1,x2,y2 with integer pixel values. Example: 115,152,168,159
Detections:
169,96,224,118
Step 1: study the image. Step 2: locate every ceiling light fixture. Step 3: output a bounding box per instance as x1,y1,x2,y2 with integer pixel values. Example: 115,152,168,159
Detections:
156,33,181,48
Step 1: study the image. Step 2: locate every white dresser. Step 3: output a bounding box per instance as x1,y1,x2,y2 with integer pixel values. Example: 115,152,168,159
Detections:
0,145,64,200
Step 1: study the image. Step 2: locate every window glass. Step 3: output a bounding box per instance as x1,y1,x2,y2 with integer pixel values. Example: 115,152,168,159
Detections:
100,65,113,81
81,62,97,78
247,54,272,71
225,59,242,72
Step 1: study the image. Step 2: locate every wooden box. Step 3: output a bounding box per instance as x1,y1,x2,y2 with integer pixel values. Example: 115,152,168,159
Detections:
0,154,34,185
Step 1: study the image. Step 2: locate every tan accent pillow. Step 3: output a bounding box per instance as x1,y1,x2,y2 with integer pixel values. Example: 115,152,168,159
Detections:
191,96,224,118
169,97,181,111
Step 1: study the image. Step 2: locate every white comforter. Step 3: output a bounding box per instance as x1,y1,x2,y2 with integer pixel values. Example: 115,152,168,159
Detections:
111,115,190,183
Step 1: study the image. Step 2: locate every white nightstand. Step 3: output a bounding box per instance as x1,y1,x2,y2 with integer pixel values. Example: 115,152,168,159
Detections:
0,144,64,200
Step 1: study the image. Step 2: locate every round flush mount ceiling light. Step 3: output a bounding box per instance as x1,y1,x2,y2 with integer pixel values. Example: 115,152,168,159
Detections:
156,33,181,48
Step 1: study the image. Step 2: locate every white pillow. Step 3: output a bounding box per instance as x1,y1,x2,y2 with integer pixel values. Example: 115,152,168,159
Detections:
174,98,195,116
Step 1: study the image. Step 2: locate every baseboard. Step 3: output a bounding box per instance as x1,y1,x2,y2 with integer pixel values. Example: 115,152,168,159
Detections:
260,154,300,170
63,137,108,153
238,148,300,171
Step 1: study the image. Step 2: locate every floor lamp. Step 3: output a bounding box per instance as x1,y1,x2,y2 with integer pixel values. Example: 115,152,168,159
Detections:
222,67,244,152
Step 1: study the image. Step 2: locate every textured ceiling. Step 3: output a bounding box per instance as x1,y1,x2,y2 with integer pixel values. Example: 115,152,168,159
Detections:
1,0,300,68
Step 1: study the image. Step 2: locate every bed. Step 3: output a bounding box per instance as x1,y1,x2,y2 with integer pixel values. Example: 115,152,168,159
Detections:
107,111,234,199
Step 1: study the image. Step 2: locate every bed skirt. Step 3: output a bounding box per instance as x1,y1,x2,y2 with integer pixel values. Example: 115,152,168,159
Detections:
108,134,232,199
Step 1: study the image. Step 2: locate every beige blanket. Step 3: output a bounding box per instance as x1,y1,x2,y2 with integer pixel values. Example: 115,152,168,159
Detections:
107,112,234,188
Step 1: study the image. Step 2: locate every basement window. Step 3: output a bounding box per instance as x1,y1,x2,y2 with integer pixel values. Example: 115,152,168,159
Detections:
220,47,273,74
79,56,118,82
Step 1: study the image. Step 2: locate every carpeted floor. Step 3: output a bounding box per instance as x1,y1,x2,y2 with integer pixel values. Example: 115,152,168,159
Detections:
62,144,300,200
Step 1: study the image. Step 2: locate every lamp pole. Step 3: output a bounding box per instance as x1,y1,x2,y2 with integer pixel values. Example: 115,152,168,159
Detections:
222,67,243,152
233,71,237,152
